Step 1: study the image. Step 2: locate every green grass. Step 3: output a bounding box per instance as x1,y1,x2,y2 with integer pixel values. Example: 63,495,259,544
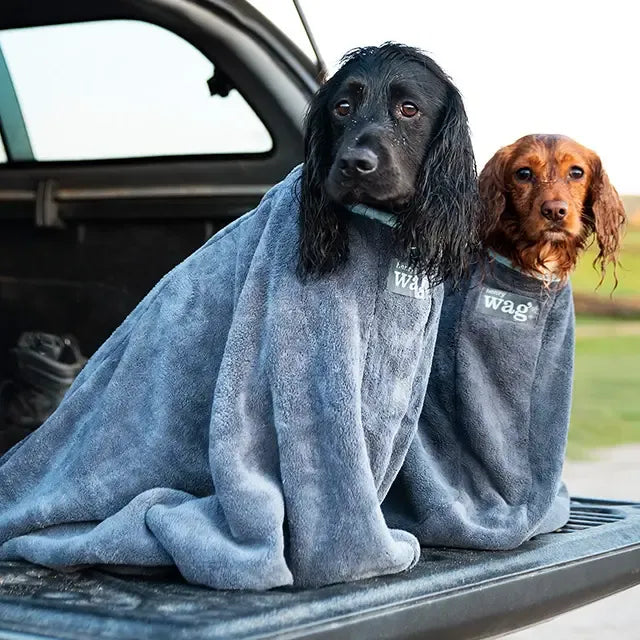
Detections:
566,224,640,457
571,228,640,298
575,315,625,326
568,331,640,458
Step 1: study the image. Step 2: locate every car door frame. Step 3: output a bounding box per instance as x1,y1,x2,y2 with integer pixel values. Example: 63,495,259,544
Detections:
0,0,318,227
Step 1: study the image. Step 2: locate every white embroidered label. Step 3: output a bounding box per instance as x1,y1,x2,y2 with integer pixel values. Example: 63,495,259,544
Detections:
477,286,540,325
387,259,429,299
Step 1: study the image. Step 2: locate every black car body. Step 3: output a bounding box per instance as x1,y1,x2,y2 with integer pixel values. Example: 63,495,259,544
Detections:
0,2,638,638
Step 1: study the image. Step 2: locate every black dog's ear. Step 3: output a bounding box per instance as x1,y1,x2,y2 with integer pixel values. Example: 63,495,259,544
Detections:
297,83,348,279
396,86,486,286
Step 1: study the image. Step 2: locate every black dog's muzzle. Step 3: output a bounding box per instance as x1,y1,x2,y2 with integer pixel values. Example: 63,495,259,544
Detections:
338,147,379,178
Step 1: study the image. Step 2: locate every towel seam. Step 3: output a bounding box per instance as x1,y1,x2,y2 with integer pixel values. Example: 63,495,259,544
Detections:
360,225,385,487
451,281,466,498
524,288,565,532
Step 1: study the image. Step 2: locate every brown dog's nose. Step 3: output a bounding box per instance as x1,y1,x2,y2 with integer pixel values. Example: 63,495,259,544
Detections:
339,148,379,177
541,200,568,222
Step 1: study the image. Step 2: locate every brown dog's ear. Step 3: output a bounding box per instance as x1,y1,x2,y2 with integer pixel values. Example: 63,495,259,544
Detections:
478,145,514,231
586,157,626,285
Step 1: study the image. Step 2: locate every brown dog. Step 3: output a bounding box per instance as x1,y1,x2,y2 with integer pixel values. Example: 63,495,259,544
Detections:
479,134,626,283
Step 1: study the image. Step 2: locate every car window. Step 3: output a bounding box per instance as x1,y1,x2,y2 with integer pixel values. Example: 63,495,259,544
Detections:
0,20,272,161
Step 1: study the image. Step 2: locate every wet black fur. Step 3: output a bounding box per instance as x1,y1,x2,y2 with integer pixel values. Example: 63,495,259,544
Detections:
298,43,484,285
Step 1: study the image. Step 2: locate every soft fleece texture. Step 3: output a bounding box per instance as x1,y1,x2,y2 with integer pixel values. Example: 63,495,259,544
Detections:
384,258,573,548
0,166,444,590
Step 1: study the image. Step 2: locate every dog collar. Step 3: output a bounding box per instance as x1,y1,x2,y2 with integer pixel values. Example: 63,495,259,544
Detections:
346,203,398,228
487,249,561,283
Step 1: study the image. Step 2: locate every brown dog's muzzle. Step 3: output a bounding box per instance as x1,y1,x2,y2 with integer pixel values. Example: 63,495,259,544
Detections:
541,199,569,222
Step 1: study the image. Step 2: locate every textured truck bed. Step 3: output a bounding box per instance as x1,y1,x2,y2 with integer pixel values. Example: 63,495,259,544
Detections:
0,498,639,640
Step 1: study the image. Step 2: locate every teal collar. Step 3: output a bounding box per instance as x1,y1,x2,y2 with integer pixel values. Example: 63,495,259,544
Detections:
346,203,398,228
345,210,560,282
487,249,561,283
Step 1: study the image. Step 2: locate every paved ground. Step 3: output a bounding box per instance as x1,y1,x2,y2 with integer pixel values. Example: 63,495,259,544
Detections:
563,444,640,500
505,444,640,639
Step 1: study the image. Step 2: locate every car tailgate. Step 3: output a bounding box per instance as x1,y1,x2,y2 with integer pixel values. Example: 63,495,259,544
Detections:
0,497,638,640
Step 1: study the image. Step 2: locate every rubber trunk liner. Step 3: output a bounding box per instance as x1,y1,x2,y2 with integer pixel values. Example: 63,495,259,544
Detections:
0,497,639,640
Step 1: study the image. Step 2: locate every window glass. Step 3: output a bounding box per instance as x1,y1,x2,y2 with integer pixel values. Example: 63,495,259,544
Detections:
0,20,272,161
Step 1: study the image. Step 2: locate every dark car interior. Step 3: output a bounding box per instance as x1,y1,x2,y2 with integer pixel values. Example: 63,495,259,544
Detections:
0,0,313,399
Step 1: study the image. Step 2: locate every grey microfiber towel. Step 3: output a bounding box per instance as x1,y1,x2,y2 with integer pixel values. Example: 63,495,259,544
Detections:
0,166,444,590
384,256,574,549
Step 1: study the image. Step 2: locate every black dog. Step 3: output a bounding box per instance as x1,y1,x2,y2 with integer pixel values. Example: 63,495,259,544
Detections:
299,43,483,283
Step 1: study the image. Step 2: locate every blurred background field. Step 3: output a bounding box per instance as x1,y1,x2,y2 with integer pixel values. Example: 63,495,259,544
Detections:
569,196,640,458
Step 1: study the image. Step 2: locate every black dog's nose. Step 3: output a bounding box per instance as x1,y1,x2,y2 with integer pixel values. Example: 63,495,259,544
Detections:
541,200,568,222
339,148,379,177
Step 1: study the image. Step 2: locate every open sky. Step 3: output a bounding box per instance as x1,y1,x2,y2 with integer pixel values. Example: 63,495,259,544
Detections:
252,0,640,195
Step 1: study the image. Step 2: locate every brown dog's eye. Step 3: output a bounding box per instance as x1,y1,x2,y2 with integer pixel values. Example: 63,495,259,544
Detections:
515,167,533,181
568,166,584,180
400,102,418,118
334,100,351,117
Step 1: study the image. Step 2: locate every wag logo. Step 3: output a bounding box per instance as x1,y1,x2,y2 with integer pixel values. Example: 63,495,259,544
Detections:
387,259,429,299
476,286,539,325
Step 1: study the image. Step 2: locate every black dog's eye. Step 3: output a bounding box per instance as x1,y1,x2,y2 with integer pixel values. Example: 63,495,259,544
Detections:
334,100,351,117
515,167,533,182
400,102,418,118
568,166,584,180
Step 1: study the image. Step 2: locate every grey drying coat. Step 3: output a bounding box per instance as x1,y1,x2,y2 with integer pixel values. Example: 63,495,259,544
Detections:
384,259,574,548
0,166,444,590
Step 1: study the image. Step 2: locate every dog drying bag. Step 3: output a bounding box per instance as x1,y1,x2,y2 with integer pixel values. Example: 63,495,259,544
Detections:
384,257,573,548
0,166,444,589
